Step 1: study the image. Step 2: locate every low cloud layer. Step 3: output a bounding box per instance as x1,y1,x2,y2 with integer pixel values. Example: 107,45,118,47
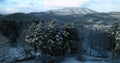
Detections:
0,0,120,14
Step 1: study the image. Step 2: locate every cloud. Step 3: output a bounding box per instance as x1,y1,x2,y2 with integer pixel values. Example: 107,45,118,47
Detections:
0,0,43,14
87,0,120,12
1,7,19,13
43,0,90,7
0,7,19,14
1,0,120,14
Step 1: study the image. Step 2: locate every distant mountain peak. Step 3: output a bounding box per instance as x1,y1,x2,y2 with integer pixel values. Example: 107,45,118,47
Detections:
46,7,98,15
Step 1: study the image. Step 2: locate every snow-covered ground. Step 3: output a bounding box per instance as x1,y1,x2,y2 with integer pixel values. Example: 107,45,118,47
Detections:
60,55,111,63
17,56,111,63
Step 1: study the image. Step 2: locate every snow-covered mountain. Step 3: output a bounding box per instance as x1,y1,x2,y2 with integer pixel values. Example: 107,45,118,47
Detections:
46,7,97,15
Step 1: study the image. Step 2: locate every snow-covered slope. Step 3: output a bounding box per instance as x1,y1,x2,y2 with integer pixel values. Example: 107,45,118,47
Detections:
46,7,98,15
60,55,110,63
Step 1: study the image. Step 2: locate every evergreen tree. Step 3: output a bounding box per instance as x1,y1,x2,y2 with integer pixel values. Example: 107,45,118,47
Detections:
109,23,120,60
24,20,79,63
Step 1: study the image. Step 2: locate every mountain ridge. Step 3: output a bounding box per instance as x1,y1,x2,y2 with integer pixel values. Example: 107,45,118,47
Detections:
45,7,98,15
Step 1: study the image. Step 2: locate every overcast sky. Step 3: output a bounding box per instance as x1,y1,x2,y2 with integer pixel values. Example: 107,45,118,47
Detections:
0,0,120,14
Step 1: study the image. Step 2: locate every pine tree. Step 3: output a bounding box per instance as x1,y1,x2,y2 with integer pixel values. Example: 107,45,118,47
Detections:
109,23,120,60
24,20,79,63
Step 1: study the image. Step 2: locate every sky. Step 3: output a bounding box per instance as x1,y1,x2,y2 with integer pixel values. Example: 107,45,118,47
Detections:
0,0,120,14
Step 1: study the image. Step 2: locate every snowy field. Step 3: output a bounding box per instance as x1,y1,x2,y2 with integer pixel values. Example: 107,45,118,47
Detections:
60,54,113,63
60,57,110,63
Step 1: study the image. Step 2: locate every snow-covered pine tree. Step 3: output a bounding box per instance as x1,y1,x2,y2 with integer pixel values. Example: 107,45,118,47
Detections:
24,20,79,63
109,23,120,60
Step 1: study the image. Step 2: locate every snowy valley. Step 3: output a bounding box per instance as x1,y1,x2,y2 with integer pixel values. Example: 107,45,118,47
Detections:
0,7,120,63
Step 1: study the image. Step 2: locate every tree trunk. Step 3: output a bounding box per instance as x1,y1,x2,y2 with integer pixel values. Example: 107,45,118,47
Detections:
42,52,45,63
90,43,92,56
